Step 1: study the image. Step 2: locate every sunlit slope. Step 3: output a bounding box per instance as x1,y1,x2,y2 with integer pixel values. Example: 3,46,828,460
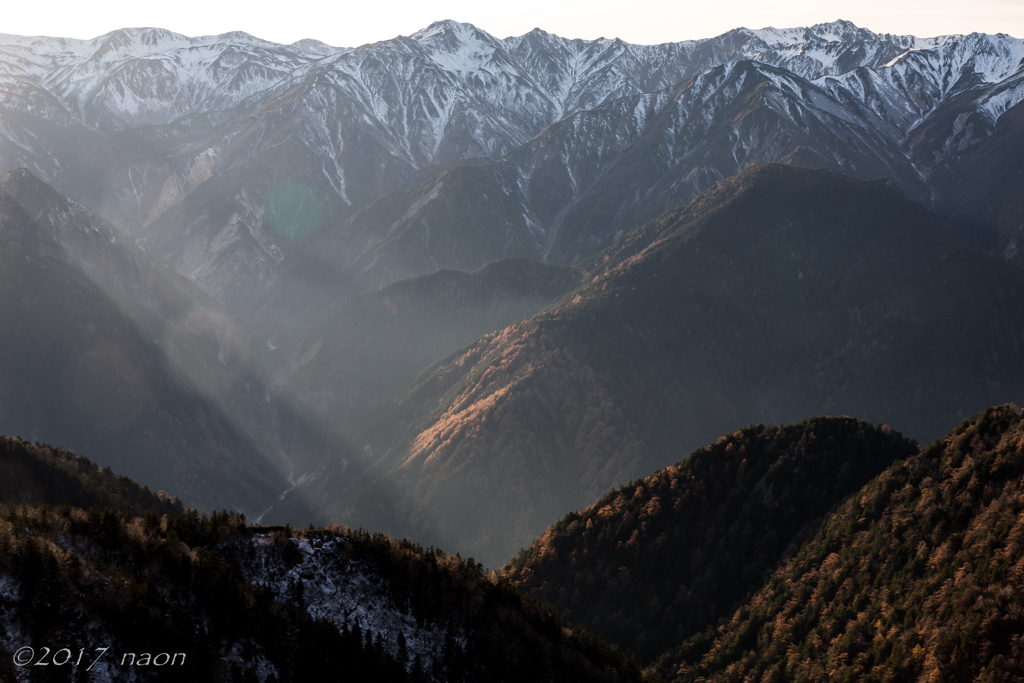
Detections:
280,163,1024,568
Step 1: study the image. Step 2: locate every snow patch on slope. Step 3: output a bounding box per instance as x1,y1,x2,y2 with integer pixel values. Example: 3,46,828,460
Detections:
239,533,453,671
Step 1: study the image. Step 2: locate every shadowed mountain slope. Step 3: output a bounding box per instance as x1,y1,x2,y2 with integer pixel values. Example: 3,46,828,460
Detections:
921,97,1024,261
0,436,183,514
0,169,331,516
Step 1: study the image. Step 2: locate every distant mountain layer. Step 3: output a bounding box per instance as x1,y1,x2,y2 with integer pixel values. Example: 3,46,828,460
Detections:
272,163,1024,568
0,20,1019,325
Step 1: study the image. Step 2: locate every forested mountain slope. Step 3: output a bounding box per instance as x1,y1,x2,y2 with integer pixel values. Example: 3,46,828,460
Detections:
658,405,1024,682
501,418,918,662
0,505,639,683
0,436,183,514
0,439,639,683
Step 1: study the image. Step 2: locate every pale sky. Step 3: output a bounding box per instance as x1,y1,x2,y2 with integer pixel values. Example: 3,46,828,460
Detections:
2,0,1021,46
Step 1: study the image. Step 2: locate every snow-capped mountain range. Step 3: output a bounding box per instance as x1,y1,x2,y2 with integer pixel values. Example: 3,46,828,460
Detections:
0,19,1021,320
2,19,1014,172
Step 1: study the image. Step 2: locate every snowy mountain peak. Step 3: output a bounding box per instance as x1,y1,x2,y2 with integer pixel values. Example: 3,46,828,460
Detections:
745,19,872,48
744,26,809,47
91,27,195,58
870,31,1024,97
290,38,344,56
210,30,280,46
105,27,183,46
411,20,478,42
957,32,1024,82
808,19,863,41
